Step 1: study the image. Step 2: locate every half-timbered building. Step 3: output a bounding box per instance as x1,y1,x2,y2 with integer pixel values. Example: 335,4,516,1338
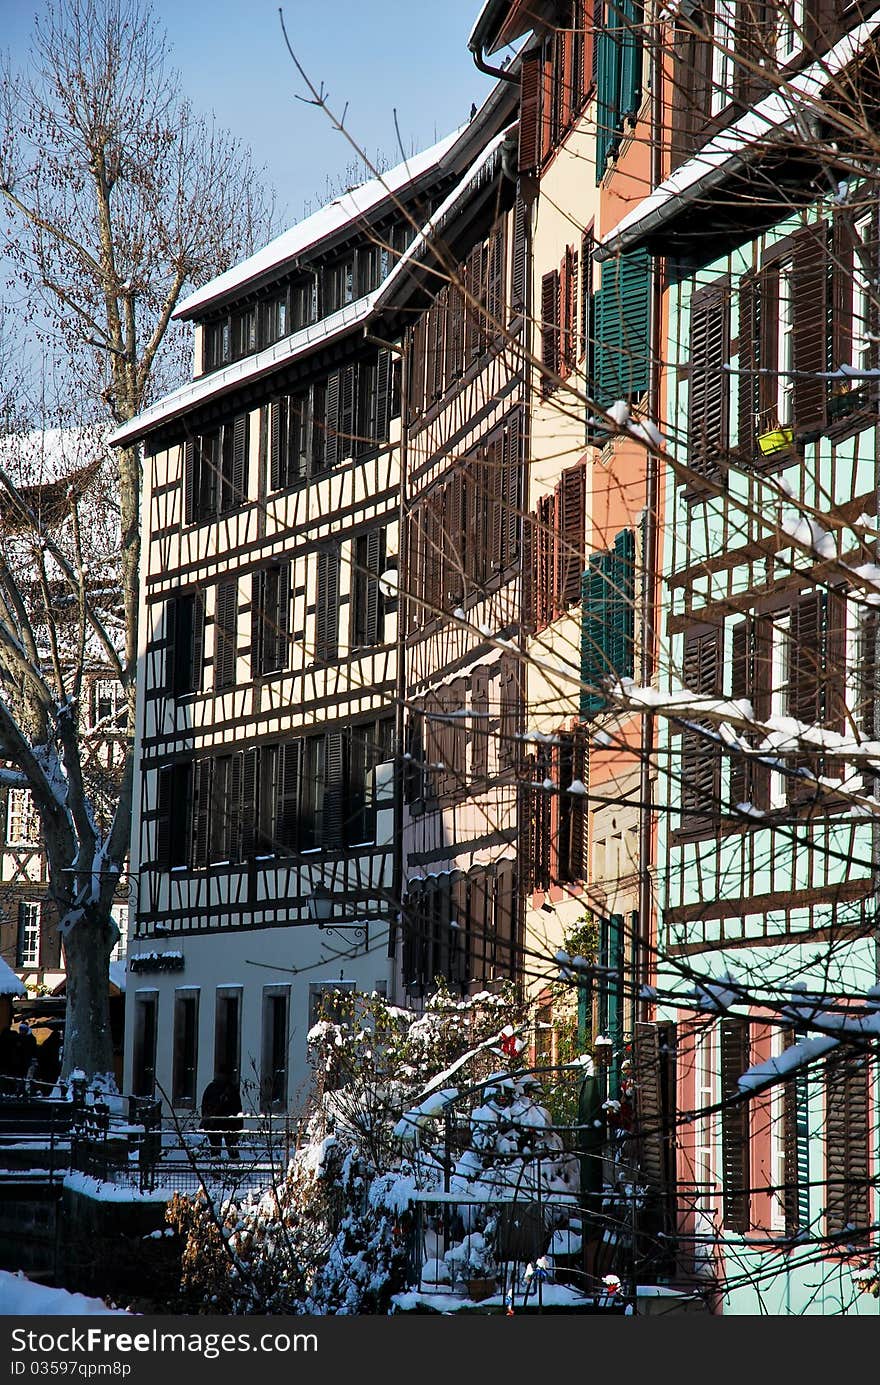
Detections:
111,104,514,1114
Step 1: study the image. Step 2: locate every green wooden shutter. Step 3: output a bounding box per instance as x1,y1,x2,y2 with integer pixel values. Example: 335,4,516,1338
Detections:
617,0,642,123
581,553,610,717
610,527,635,683
594,9,620,180
593,249,650,407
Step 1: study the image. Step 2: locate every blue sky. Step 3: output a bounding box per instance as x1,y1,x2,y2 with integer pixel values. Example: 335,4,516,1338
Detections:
5,0,495,224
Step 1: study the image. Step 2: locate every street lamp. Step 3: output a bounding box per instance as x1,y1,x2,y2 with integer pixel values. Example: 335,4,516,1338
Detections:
306,884,333,927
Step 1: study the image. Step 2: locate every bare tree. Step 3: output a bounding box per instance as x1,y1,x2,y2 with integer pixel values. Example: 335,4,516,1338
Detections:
0,0,274,1079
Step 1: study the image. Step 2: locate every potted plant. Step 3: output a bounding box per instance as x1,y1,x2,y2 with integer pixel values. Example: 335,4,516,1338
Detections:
460,1241,498,1302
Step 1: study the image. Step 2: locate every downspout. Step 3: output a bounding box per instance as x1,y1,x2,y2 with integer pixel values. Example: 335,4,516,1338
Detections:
469,41,520,83
365,328,408,998
636,12,665,1023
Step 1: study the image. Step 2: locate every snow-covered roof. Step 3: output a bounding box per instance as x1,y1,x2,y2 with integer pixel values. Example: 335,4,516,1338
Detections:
596,15,880,262
0,957,26,997
109,126,512,450
108,293,376,447
174,128,464,321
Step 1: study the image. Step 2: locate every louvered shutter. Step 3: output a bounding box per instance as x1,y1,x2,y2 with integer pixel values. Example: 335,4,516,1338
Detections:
183,440,196,524
227,754,242,861
566,248,578,371
541,270,560,395
164,598,177,695
688,281,730,483
782,1032,811,1236
275,562,291,671
792,225,829,440
471,665,489,780
322,729,345,850
720,1016,751,1233
738,270,761,460
859,608,879,743
487,436,505,573
275,740,300,851
518,762,536,894
575,0,590,104
581,554,609,716
444,473,463,605
365,529,383,644
324,370,340,469
316,548,339,661
250,570,264,677
231,414,248,507
559,463,587,608
519,48,542,174
375,348,391,443
487,225,505,336
825,1053,870,1236
612,528,635,681
494,858,517,980
568,729,588,880
270,399,282,491
501,413,520,570
155,767,172,868
594,12,622,179
498,655,520,773
680,627,722,827
240,747,259,858
633,1021,666,1191
512,195,527,318
594,249,650,406
190,591,205,693
541,40,554,162
618,0,642,121
215,580,237,690
191,759,211,869
339,364,356,460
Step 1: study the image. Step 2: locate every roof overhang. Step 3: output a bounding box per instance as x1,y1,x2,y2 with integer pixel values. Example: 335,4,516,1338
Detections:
468,0,551,56
596,15,880,263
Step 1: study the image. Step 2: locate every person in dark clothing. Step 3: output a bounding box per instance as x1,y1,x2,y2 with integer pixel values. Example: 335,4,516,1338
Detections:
16,1023,38,1095
37,1029,63,1088
201,1072,243,1159
0,1025,18,1095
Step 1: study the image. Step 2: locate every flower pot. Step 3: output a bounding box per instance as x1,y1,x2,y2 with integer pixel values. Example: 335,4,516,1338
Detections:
466,1276,497,1302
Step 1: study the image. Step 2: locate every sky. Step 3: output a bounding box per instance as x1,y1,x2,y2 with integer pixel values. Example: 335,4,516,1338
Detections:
4,0,496,227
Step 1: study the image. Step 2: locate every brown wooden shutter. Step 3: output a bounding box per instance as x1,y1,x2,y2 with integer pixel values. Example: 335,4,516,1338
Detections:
541,42,554,161
825,1052,870,1237
568,728,588,880
240,747,259,857
498,654,520,772
689,280,730,483
275,561,291,671
720,1016,751,1233
512,195,527,316
487,224,505,335
730,619,750,809
518,761,536,894
155,766,172,868
471,665,489,780
738,270,761,461
633,1021,668,1192
324,370,340,469
519,48,542,174
191,759,211,869
558,462,586,608
214,580,237,690
792,225,829,440
231,414,248,506
501,412,520,570
275,740,300,851
269,399,282,491
541,270,560,394
680,626,722,828
322,729,345,849
183,439,196,523
375,348,391,443
316,548,339,661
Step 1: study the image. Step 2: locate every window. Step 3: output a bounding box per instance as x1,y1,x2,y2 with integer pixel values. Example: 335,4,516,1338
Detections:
16,901,40,968
251,563,290,677
711,0,737,114
825,1051,869,1237
720,1016,751,1233
775,0,805,64
208,754,239,862
591,247,650,407
132,992,158,1097
693,1023,717,1217
166,592,205,698
770,1029,811,1236
6,787,40,847
172,990,199,1106
269,392,311,490
214,581,238,691
594,0,642,179
315,548,340,661
351,530,386,649
580,528,636,716
688,279,731,485
261,987,290,1110
518,2,592,174
532,462,586,630
214,988,242,1086
184,415,249,523
678,625,722,829
155,762,192,869
92,678,122,727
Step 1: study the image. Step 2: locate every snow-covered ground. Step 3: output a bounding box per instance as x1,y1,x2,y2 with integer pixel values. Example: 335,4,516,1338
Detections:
0,1270,131,1315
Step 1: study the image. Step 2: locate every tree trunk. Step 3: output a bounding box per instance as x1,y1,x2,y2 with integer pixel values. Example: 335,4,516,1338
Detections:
60,909,117,1082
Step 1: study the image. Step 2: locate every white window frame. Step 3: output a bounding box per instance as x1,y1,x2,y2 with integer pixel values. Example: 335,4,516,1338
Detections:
6,787,40,847
711,0,738,116
852,211,873,377
769,1028,788,1231
694,1024,718,1216
776,259,795,428
776,0,805,65
17,901,41,969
